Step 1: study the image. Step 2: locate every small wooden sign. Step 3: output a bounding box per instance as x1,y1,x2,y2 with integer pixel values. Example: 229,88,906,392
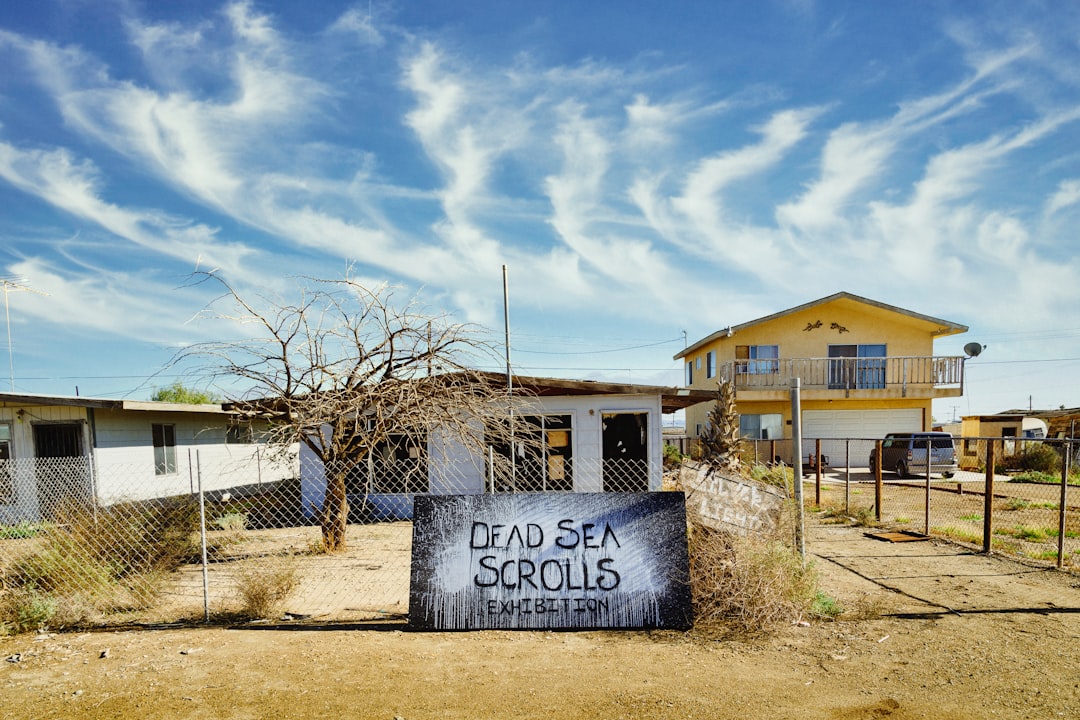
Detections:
408,492,692,631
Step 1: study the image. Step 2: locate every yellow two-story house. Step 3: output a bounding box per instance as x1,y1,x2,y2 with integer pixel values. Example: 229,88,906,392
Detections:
675,292,968,466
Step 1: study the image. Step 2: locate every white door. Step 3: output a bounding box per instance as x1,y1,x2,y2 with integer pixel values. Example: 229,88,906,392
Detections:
801,409,922,468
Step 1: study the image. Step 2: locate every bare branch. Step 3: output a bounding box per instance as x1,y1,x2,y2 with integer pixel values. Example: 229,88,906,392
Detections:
180,271,533,551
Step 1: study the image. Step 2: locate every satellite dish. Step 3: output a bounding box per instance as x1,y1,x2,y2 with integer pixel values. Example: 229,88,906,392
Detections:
963,342,985,358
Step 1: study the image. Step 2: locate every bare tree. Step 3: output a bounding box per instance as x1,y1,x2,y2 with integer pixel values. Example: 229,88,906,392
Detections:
185,271,523,552
698,380,741,476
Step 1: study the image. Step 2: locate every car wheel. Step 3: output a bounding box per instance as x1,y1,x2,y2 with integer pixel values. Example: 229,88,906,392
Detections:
895,461,908,479
869,457,876,474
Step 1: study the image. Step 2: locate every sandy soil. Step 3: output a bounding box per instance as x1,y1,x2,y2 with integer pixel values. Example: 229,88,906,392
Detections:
3,518,1080,720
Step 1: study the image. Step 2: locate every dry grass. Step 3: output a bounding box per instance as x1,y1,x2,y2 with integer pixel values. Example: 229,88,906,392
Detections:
232,559,301,619
687,522,821,636
1,498,201,633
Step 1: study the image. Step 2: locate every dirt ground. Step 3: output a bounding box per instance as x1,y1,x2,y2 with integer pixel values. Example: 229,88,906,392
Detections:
3,517,1080,720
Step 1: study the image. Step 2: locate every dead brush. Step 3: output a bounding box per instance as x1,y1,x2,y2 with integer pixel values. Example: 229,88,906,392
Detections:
688,522,820,636
233,558,301,620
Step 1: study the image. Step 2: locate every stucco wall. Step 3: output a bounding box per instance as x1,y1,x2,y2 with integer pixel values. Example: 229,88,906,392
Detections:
299,393,667,520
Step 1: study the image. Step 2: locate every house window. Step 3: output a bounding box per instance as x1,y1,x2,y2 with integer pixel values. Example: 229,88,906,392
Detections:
369,435,428,494
602,411,648,492
735,345,779,374
226,423,254,444
489,415,573,492
739,414,783,440
706,351,716,379
152,423,176,475
0,423,11,503
685,361,693,385
1002,426,1017,456
828,344,886,389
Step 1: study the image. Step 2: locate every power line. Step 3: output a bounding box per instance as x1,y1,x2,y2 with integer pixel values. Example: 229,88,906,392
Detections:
514,337,683,355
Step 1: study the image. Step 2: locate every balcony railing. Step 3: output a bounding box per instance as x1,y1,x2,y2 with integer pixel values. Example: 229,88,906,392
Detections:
714,356,964,394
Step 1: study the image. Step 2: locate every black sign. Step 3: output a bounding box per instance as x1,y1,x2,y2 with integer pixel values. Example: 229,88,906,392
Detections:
408,492,692,630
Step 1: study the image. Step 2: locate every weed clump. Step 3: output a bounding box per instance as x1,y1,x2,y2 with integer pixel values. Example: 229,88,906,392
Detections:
687,523,821,635
233,560,300,619
1016,444,1062,474
0,498,200,634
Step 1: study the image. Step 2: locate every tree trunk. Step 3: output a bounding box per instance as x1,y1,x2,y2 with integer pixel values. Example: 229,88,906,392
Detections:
320,465,350,552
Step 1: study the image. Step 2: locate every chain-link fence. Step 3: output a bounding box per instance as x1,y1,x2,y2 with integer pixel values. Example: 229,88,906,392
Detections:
0,452,661,630
6,436,1074,631
775,436,1080,570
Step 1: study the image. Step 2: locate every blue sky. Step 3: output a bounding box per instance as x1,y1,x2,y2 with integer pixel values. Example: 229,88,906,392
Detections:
0,0,1078,419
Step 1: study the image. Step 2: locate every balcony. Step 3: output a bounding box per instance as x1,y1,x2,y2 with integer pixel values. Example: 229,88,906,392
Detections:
713,356,965,400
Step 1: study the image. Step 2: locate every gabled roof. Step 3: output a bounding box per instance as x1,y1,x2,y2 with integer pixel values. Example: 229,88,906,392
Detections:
674,291,968,360
0,391,231,414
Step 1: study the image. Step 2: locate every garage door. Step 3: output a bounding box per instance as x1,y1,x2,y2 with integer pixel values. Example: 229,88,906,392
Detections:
802,409,922,468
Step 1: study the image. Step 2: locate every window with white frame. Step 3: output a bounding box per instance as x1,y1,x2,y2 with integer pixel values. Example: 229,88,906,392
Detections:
488,414,573,492
685,360,693,385
739,413,783,440
706,351,716,379
152,423,176,475
735,345,779,374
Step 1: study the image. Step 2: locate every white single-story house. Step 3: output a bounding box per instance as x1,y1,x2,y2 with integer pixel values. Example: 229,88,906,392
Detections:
0,392,297,525
298,376,713,521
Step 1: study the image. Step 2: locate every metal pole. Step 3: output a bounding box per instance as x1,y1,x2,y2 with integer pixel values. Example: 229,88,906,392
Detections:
197,449,210,623
844,439,850,514
814,438,822,507
790,379,805,559
874,440,883,522
502,265,515,489
983,441,995,554
4,284,12,391
0,278,48,392
502,265,512,392
924,437,932,535
1058,441,1068,569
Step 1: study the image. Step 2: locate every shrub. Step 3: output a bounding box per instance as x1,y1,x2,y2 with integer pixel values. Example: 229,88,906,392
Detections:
0,521,51,539
687,523,820,635
662,443,685,469
0,584,57,635
4,497,201,629
233,560,300,619
1017,444,1062,473
749,463,793,491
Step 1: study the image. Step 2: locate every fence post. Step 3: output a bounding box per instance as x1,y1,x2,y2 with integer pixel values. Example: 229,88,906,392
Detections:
844,440,850,514
923,437,931,536
196,449,210,623
1058,441,1068,569
815,438,822,507
983,441,995,554
874,439,883,522
790,379,805,560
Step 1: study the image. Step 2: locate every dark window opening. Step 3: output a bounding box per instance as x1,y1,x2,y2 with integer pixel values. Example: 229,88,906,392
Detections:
226,423,254,444
152,423,176,475
0,423,11,503
602,412,648,492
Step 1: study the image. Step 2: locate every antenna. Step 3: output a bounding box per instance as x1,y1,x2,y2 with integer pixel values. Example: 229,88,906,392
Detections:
2,276,49,392
963,342,985,358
